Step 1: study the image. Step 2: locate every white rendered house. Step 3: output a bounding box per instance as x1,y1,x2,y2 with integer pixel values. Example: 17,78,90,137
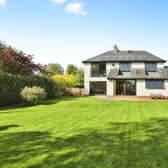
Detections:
83,45,168,97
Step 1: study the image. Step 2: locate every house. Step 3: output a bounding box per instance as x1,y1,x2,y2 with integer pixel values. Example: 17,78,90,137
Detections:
82,45,168,97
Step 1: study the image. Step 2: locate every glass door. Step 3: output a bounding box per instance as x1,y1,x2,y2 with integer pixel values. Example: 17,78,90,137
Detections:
116,80,136,95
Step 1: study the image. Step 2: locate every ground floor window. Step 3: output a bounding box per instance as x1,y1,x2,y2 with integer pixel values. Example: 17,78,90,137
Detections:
90,82,106,95
146,80,164,89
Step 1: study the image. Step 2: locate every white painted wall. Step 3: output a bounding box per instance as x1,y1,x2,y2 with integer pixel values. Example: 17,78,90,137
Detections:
84,63,91,95
132,62,144,69
84,62,168,96
84,63,91,79
131,62,165,70
106,63,119,75
84,63,110,95
136,80,168,96
84,63,115,95
84,80,90,95
157,62,165,69
89,78,107,82
107,80,114,96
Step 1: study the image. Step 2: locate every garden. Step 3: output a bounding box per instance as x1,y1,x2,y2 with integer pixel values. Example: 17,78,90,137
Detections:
1,42,168,168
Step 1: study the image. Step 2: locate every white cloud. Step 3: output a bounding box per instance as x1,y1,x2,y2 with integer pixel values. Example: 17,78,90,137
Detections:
52,0,66,5
66,2,87,16
0,0,6,6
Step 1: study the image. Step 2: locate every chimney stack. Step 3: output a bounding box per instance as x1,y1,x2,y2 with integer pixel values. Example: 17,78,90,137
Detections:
113,44,119,53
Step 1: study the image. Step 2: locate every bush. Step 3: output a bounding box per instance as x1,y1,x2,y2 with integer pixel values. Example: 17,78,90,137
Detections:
21,86,46,105
51,74,76,96
0,72,58,106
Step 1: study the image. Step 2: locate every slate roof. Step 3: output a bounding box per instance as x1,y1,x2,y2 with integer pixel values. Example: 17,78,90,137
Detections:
83,50,166,63
107,68,168,79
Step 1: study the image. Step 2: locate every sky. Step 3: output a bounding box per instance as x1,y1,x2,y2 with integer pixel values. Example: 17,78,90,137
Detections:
0,0,168,68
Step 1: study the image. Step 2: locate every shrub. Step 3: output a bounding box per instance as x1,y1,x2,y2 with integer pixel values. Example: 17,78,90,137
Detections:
0,72,58,106
51,74,76,96
21,86,46,105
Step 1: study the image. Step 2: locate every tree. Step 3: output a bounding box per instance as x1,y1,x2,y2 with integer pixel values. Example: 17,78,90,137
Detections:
75,68,84,87
0,44,44,75
0,42,5,69
66,64,78,75
45,63,64,75
0,42,5,54
66,65,84,87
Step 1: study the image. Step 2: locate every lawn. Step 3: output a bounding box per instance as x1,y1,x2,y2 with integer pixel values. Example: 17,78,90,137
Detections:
1,97,168,168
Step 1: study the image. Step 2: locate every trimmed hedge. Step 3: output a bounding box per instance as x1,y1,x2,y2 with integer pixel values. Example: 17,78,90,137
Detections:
0,72,58,106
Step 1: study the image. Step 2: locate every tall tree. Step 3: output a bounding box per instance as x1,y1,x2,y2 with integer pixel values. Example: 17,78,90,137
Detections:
66,64,78,75
75,68,84,87
0,45,44,75
45,63,64,75
0,42,5,55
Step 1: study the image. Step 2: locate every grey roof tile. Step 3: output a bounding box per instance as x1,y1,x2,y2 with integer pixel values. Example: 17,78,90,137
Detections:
83,50,166,63
107,68,168,79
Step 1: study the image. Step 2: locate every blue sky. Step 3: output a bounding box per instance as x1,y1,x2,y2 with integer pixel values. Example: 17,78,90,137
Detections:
0,0,168,68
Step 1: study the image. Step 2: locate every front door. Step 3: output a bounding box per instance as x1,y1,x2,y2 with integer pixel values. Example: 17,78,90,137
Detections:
116,80,136,95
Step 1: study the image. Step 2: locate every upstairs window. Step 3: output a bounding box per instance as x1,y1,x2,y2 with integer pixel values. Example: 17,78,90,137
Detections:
145,63,157,72
146,80,164,89
91,63,106,77
119,63,131,72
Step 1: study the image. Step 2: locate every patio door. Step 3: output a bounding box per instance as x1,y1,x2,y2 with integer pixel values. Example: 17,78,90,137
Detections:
116,80,136,95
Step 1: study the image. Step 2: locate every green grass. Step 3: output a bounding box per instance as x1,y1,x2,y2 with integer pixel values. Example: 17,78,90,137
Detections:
1,97,168,168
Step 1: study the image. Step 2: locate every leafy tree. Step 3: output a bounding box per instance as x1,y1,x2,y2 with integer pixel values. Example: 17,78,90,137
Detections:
66,65,84,87
0,42,5,53
0,45,44,75
0,42,5,69
45,63,64,75
66,64,78,75
75,68,84,87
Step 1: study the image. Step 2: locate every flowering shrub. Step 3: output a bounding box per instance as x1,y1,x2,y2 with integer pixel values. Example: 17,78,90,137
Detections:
21,86,46,105
51,74,76,95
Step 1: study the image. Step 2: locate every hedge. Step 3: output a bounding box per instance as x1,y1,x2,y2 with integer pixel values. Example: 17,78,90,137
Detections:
0,72,58,106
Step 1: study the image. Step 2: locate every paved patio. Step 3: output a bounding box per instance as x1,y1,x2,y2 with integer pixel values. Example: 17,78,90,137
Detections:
97,95,167,101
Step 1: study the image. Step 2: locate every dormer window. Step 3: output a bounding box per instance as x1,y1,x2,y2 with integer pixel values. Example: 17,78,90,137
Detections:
145,62,157,72
119,63,131,72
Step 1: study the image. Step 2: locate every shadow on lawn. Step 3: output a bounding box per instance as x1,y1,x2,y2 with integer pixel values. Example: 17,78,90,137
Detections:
0,96,80,113
1,119,168,168
0,125,19,131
